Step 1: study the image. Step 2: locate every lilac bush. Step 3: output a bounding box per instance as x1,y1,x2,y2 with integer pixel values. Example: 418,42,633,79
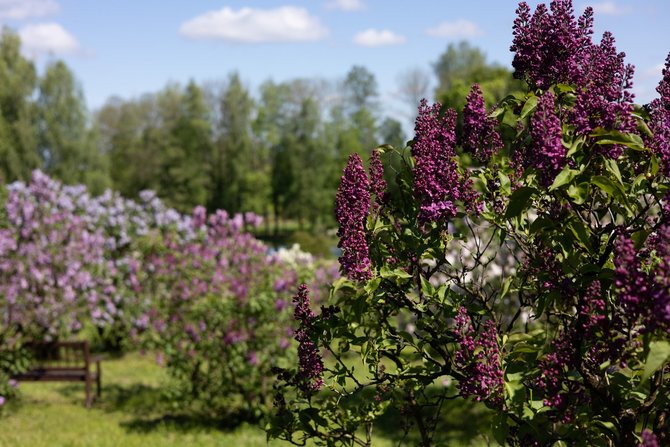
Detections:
141,208,338,417
269,1,670,445
0,171,340,416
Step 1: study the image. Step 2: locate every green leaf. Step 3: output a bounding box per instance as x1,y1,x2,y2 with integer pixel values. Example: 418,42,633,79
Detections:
567,183,588,205
498,171,511,195
642,341,670,383
591,175,625,202
420,275,435,297
520,95,538,119
604,158,623,185
593,130,645,151
500,276,513,299
505,187,536,219
549,167,578,191
379,266,413,280
569,220,591,251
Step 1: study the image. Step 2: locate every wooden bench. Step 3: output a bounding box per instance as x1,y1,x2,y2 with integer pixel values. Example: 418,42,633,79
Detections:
11,341,102,408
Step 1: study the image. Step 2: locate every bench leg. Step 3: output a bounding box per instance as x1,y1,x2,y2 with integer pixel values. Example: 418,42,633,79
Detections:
96,363,102,399
85,375,92,408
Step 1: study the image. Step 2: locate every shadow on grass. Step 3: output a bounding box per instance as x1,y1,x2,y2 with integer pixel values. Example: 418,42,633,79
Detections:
57,382,261,434
374,398,494,446
119,412,256,434
56,383,166,415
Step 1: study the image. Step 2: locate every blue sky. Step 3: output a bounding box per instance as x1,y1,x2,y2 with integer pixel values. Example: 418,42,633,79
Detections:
3,0,670,123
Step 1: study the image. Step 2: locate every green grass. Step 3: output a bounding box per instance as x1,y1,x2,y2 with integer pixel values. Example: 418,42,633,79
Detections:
0,352,287,447
0,352,492,446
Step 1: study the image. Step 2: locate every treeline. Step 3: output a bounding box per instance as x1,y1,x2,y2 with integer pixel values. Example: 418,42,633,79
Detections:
0,23,519,231
96,68,406,231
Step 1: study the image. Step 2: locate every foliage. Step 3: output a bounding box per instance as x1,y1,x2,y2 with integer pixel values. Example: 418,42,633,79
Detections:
141,210,339,418
0,169,341,416
269,1,670,446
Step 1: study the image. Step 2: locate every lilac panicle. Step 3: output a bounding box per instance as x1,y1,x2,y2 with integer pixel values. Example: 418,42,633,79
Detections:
571,31,636,147
613,233,670,331
292,284,324,392
369,149,387,208
335,153,372,281
639,429,660,447
511,1,593,89
412,99,480,223
462,84,503,163
529,91,566,186
650,53,670,175
511,1,635,145
453,307,504,407
614,234,649,317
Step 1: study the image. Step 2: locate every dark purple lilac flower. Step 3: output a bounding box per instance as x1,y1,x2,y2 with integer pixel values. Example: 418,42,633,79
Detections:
614,235,651,319
292,284,324,392
511,1,593,90
571,31,636,149
649,223,670,330
462,84,503,163
639,429,659,447
649,54,670,175
412,100,480,223
453,307,504,407
369,149,387,208
335,153,372,281
512,1,636,149
528,91,566,186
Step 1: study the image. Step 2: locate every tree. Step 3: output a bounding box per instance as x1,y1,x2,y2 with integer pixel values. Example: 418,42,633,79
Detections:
396,67,432,117
433,41,523,128
209,72,263,214
38,60,109,194
159,80,212,211
343,65,378,113
0,28,39,183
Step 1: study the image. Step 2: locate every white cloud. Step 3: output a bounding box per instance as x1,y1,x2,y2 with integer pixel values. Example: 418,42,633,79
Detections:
426,19,483,38
18,23,80,57
326,0,365,11
589,1,632,16
180,6,328,43
641,63,665,79
0,0,59,20
353,29,405,47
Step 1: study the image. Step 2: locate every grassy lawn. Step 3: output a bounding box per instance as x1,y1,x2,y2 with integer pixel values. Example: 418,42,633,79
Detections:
0,352,289,447
0,352,492,446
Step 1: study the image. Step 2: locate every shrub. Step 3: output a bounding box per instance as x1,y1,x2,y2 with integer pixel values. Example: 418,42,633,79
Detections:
269,1,670,445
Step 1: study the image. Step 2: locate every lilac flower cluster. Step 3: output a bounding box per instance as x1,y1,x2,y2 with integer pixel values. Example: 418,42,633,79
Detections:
335,153,372,281
528,92,566,186
412,100,480,223
462,84,503,163
613,228,670,333
369,149,387,209
639,429,660,447
649,54,670,175
292,284,324,392
534,330,576,411
453,307,504,407
0,171,109,338
512,1,635,145
571,32,636,144
511,1,593,89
